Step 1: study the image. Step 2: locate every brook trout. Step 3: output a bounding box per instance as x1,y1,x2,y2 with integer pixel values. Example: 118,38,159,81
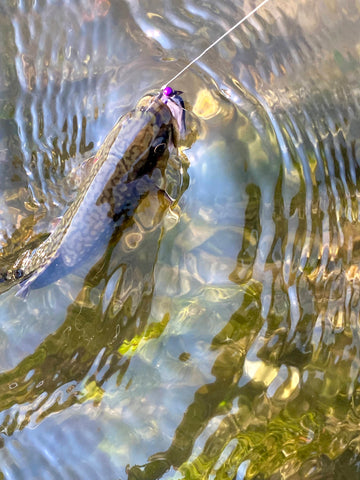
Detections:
0,88,186,296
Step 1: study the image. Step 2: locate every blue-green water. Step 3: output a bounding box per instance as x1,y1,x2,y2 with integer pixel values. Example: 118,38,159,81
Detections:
1,0,360,478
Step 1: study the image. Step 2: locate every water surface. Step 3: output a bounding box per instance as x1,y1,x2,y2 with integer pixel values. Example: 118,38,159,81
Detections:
1,0,360,479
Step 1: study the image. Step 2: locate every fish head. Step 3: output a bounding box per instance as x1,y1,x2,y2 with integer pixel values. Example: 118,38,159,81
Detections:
125,90,186,179
138,88,186,141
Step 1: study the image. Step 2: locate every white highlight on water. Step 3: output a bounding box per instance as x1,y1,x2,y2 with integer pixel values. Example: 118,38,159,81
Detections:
161,0,272,89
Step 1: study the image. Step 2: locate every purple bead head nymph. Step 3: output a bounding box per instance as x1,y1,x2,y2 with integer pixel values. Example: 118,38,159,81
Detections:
161,86,183,99
163,86,173,97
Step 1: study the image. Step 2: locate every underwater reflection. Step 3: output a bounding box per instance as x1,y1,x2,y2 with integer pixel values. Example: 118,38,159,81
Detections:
126,121,360,478
0,188,183,434
126,173,360,479
2,0,360,477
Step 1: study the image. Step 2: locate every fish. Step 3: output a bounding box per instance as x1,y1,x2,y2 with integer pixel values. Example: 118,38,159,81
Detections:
0,88,186,296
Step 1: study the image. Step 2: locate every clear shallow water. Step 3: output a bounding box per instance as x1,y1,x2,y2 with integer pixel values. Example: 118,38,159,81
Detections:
1,0,360,479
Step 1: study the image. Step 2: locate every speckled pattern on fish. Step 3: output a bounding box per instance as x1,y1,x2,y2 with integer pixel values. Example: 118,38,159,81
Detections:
1,90,185,296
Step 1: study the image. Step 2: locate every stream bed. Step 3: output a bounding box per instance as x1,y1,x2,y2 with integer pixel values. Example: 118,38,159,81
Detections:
0,0,360,479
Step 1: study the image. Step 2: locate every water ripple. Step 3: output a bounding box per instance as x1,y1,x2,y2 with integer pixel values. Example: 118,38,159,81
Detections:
1,0,360,478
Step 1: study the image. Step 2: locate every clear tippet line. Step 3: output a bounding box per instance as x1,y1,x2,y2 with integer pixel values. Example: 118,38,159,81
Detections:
161,0,272,90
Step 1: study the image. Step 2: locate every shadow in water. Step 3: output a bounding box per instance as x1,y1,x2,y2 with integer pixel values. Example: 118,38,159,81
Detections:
0,187,181,436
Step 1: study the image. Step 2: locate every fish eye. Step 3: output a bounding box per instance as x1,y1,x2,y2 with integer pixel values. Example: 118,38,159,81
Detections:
152,136,168,156
154,142,166,155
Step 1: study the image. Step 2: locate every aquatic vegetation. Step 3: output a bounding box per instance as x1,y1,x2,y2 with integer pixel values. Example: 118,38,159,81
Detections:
1,0,360,479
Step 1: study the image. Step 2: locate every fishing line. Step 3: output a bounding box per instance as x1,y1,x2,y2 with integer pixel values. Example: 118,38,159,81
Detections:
161,0,272,89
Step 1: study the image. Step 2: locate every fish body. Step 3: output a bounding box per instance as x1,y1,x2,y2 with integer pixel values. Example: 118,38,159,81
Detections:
2,89,186,295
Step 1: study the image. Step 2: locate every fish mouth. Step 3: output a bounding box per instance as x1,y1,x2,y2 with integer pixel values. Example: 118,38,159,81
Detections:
139,89,187,140
163,92,186,138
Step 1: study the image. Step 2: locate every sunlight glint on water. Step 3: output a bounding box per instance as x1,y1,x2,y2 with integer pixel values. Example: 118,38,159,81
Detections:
0,0,360,478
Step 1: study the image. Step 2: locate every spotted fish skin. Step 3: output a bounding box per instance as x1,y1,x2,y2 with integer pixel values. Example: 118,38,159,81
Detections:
4,91,185,296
